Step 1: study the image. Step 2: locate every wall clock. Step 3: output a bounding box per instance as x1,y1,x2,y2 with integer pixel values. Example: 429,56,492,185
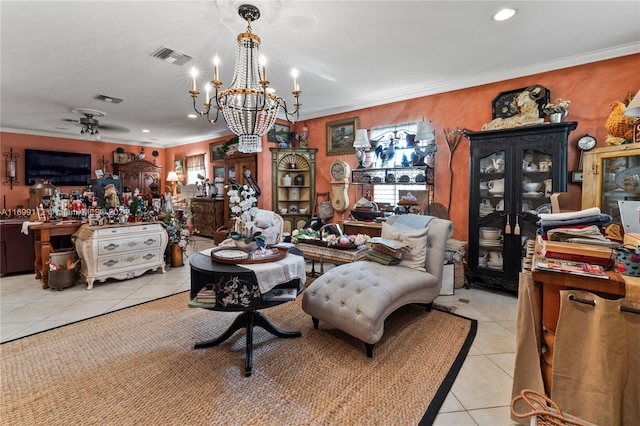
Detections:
329,159,350,212
572,134,597,183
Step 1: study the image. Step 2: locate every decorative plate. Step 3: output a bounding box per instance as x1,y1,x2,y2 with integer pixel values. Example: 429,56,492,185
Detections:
210,246,288,265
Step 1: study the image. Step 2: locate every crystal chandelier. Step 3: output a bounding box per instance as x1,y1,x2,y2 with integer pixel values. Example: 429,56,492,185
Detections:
189,4,301,153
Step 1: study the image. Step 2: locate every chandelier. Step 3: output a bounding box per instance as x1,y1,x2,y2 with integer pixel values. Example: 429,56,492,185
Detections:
189,4,301,153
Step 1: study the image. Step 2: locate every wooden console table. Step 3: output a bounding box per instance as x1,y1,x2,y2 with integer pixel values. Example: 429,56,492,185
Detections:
341,220,382,237
30,221,84,289
531,267,626,332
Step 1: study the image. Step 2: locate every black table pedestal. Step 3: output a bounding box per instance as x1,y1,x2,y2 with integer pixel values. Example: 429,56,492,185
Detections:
194,309,301,377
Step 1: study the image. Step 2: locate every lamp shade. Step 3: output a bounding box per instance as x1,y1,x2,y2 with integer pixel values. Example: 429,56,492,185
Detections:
166,171,179,182
415,120,435,141
353,129,371,148
624,90,640,117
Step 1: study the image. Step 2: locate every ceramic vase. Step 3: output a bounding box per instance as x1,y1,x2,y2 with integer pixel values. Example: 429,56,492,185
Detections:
234,239,257,253
549,110,568,123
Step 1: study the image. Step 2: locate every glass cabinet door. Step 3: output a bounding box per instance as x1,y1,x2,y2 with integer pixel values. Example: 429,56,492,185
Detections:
477,150,506,272
600,153,640,223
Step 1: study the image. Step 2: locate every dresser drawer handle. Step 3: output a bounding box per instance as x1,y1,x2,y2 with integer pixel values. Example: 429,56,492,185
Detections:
104,243,119,251
103,259,119,267
144,238,157,245
143,253,155,260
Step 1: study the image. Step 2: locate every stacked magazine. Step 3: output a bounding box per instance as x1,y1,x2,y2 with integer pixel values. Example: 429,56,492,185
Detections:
533,257,609,279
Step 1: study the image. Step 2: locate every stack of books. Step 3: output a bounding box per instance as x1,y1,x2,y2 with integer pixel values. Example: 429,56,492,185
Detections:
366,237,410,265
195,287,217,304
536,235,616,267
262,287,297,302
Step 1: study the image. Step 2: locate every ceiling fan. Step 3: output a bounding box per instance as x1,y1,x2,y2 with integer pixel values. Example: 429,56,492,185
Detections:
62,108,128,139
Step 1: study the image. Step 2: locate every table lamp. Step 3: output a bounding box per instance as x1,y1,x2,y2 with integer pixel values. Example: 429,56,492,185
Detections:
166,171,179,196
353,129,371,168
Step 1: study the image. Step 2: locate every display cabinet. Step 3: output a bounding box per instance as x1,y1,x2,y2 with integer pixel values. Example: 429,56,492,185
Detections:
271,148,317,234
465,122,577,292
113,160,162,195
582,144,640,226
223,152,257,226
190,198,224,238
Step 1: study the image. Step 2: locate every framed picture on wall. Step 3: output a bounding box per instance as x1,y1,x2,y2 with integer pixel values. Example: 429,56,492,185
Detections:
209,142,226,161
326,117,358,156
174,159,183,173
268,123,290,143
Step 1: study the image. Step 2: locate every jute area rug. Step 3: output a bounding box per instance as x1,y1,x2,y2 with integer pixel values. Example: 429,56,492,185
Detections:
1,292,476,426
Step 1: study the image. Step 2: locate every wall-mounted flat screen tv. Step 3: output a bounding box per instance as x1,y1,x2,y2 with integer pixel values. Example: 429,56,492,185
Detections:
25,149,92,186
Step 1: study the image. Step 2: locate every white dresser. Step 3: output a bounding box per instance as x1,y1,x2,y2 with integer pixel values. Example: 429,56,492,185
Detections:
75,222,168,289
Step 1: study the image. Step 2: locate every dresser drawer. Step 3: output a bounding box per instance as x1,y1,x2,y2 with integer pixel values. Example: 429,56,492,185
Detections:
95,227,131,237
96,250,162,272
97,233,163,255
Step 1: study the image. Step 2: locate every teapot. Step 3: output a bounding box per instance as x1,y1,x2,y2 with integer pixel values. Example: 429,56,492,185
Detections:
294,173,305,186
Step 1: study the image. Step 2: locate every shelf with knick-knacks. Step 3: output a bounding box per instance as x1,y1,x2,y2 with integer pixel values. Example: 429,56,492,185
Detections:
271,148,317,234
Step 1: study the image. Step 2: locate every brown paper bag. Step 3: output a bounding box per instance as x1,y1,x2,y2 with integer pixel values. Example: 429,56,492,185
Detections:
552,290,640,426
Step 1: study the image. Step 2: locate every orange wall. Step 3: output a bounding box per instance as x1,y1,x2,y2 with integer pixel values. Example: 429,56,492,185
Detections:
0,135,165,210
2,54,638,241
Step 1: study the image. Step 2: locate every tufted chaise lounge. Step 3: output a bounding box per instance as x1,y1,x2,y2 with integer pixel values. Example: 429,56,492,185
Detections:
301,215,453,357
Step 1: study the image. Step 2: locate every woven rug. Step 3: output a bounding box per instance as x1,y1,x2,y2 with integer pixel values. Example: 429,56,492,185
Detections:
0,293,476,425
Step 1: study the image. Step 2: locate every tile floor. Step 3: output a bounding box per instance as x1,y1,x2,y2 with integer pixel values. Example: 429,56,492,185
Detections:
0,236,519,425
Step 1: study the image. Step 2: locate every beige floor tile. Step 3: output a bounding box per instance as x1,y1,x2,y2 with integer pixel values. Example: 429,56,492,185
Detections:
451,355,514,410
468,406,519,425
439,392,466,413
488,353,516,378
472,321,516,355
433,410,479,425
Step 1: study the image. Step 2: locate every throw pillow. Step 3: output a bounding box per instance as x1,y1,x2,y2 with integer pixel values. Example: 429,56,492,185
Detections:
254,211,274,229
381,222,429,272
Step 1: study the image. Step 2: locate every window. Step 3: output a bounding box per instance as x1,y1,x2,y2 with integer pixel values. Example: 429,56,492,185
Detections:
369,121,419,205
185,153,206,184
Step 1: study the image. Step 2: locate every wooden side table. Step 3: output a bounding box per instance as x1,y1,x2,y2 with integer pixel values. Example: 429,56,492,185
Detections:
30,221,84,289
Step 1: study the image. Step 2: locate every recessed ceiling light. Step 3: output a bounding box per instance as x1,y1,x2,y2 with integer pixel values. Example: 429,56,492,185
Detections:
493,8,516,22
187,114,197,119
142,129,150,133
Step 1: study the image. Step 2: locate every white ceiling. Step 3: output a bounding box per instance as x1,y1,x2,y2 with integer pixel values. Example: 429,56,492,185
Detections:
1,0,639,148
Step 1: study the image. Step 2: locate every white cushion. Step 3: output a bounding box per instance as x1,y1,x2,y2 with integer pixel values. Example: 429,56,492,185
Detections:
254,211,274,229
381,222,429,272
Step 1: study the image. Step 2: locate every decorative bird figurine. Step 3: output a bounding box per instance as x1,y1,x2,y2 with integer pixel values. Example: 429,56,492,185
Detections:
375,139,395,167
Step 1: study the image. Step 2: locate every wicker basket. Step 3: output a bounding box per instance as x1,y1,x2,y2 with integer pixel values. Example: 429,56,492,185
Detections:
453,260,466,289
511,389,586,426
213,226,230,245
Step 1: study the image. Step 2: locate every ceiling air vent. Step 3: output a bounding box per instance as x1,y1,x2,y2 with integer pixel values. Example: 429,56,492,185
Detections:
95,94,124,104
150,46,193,66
